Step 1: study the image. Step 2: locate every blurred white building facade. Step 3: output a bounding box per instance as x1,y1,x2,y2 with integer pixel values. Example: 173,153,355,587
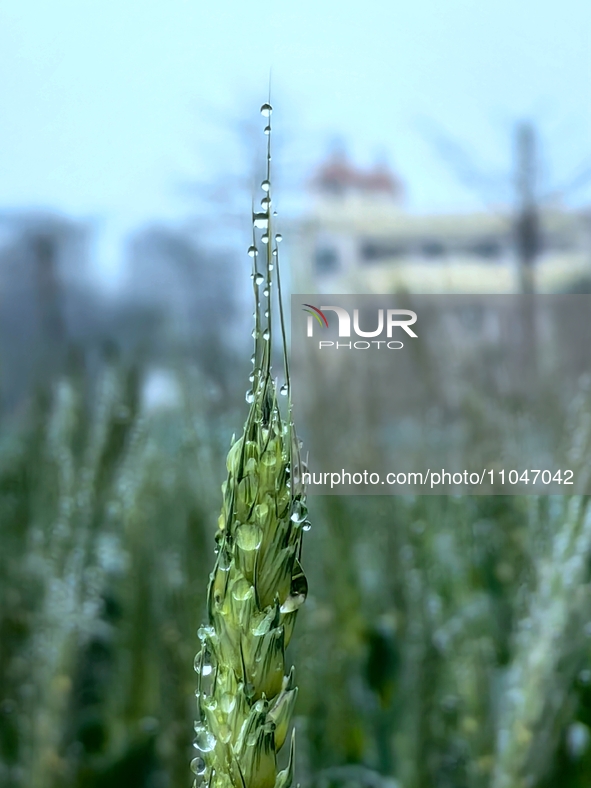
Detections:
289,150,591,294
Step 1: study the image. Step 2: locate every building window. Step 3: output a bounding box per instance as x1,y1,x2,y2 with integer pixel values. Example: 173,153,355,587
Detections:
360,240,406,263
421,241,445,258
468,239,502,259
315,247,339,273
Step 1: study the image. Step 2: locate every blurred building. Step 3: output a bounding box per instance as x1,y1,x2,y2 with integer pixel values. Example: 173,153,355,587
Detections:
124,224,240,339
0,210,92,326
124,224,246,395
289,150,591,294
0,211,96,405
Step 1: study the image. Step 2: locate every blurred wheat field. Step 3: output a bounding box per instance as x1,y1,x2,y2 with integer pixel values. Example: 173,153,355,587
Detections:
1,342,591,788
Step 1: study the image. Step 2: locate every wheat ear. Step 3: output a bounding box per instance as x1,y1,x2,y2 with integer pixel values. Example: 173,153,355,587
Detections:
192,101,309,788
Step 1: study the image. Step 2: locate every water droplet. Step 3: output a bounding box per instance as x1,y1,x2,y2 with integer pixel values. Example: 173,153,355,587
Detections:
261,179,270,192
194,725,216,752
255,273,264,285
218,548,232,571
236,524,263,551
261,450,277,467
280,384,288,396
264,310,269,318
220,693,237,714
261,197,271,209
247,245,256,257
253,213,268,229
263,288,269,297
261,233,269,244
191,756,207,775
263,329,270,341
275,234,283,243
218,724,232,744
302,521,312,532
246,390,254,404
202,696,217,711
197,625,215,642
272,248,278,256
251,328,259,338
273,210,278,216
194,648,214,676
260,103,273,117
249,373,255,382
268,262,274,270
264,125,271,135
244,681,255,698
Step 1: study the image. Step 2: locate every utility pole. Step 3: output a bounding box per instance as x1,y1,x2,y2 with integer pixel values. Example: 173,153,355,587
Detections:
514,122,540,295
514,121,539,387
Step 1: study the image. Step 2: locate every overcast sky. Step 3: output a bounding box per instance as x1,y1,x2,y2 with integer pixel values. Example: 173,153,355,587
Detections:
0,0,589,281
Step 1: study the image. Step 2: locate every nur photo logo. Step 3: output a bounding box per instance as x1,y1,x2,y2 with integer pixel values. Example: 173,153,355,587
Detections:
302,304,418,349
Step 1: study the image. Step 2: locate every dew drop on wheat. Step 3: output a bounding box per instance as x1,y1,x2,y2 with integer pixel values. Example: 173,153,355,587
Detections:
268,262,274,271
275,233,283,243
202,696,217,711
255,273,264,285
260,103,272,117
218,548,231,571
280,384,288,396
263,329,270,341
194,726,216,753
261,197,271,209
244,681,256,699
191,756,206,775
202,662,213,677
220,693,236,714
198,625,214,642
252,328,259,339
248,245,256,257
263,288,269,297
254,213,268,229
246,390,254,404
261,179,270,192
264,125,271,135
261,233,269,244
291,507,305,523
302,521,312,532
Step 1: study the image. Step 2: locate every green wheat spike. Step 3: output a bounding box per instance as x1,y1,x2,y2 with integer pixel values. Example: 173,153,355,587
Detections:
192,100,309,788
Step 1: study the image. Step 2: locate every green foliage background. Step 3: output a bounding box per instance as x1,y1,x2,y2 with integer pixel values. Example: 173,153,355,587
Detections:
2,344,591,788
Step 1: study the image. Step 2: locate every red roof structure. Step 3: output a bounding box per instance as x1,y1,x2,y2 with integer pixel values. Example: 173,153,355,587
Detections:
311,149,404,200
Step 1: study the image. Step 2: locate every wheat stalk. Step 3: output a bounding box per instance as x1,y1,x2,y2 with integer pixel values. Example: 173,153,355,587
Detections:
192,101,309,788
